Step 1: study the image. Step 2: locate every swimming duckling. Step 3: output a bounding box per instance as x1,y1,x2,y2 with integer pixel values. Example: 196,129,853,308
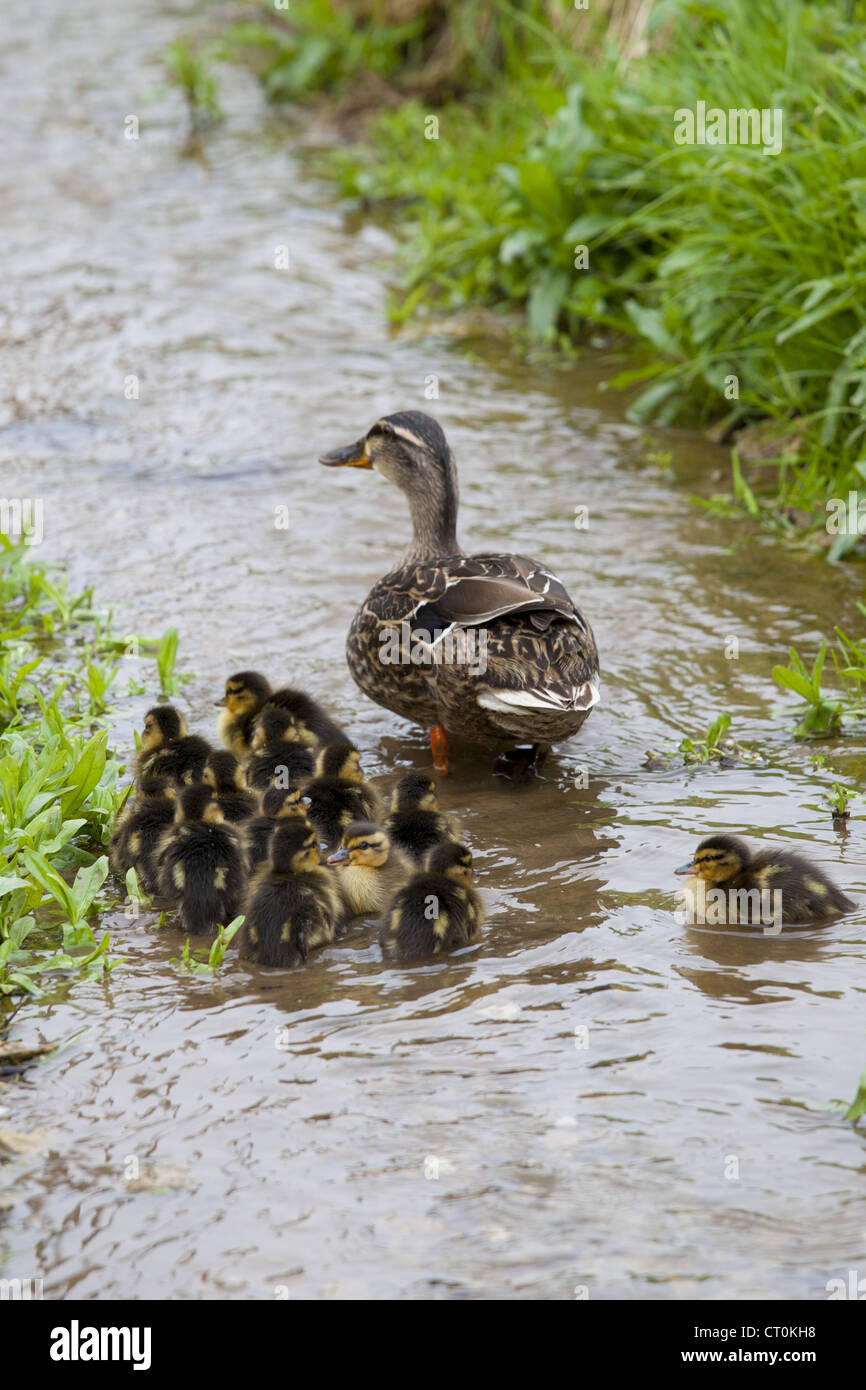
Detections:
156,784,246,936
675,834,856,924
202,749,257,824
244,708,315,792
301,742,383,850
109,774,176,896
327,820,413,918
385,772,460,865
380,842,485,961
244,786,307,874
215,670,346,757
135,706,211,786
240,820,345,967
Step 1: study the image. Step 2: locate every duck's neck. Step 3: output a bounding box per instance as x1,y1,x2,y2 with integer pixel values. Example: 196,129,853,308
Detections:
400,455,463,564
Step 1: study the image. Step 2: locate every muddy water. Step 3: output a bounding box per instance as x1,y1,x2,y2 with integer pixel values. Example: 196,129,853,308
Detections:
2,0,865,1301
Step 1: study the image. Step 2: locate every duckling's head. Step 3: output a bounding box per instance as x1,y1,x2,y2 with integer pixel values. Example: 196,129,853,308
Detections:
203,750,244,793
328,821,390,870
270,820,320,873
391,772,438,813
319,411,459,555
315,741,363,782
215,670,271,717
141,705,187,752
138,774,175,800
176,784,223,825
251,708,304,751
261,786,305,820
675,834,752,884
427,841,474,886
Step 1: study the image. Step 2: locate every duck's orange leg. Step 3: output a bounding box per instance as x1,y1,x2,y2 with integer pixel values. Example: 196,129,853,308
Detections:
430,724,449,776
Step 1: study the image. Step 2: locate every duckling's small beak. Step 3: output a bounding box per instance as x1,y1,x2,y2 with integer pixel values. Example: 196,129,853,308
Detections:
674,860,697,876
319,437,372,469
214,697,227,707
327,846,350,865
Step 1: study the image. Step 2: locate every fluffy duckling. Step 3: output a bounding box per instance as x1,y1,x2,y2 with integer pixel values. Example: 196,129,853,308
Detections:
244,709,315,792
109,774,176,896
135,706,211,786
327,820,413,918
216,670,346,757
385,772,460,865
380,842,485,961
300,742,383,851
675,834,855,924
240,820,345,967
244,786,307,875
157,784,246,935
202,749,257,824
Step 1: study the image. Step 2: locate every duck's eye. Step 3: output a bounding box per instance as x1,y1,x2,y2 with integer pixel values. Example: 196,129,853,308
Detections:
359,842,369,850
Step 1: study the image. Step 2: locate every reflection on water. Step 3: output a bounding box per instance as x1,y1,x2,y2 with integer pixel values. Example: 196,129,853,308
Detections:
1,0,865,1301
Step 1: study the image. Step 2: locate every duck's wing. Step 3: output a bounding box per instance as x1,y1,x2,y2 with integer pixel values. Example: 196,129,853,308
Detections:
408,553,589,634
407,554,599,720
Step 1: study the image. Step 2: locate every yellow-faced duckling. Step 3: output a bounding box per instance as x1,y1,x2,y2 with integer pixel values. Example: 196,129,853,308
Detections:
157,784,246,936
385,772,460,865
244,785,307,875
675,834,856,924
240,820,345,967
380,842,484,961
109,774,176,896
216,670,346,757
327,820,413,918
136,706,211,786
301,742,383,851
244,708,315,792
202,749,257,824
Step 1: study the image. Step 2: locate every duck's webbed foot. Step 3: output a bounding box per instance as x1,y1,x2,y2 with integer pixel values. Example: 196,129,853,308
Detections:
493,743,549,782
430,724,449,776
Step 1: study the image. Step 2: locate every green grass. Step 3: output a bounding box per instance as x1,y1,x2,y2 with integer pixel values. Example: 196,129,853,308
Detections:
0,539,169,1010
773,608,866,735
224,0,866,541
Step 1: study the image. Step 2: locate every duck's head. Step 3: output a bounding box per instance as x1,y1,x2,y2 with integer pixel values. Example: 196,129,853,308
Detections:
427,841,474,886
391,772,438,813
251,708,304,751
176,783,223,826
271,820,320,873
261,786,306,820
215,670,271,717
319,410,459,557
203,750,244,793
328,821,390,870
315,741,363,782
675,834,752,884
141,705,186,753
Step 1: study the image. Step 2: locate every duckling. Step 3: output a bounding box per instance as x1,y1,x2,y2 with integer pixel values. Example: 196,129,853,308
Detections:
301,742,383,851
385,772,460,865
244,708,315,792
240,820,345,967
202,749,257,824
675,834,856,925
156,784,246,936
327,820,413,918
244,786,307,874
380,842,485,961
109,774,176,896
215,670,346,757
135,706,211,786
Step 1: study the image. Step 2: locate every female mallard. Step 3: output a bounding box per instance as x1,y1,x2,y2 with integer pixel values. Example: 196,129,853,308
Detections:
320,410,599,775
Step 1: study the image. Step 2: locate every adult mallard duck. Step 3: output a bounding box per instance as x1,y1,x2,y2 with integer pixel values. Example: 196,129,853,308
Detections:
319,410,599,775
